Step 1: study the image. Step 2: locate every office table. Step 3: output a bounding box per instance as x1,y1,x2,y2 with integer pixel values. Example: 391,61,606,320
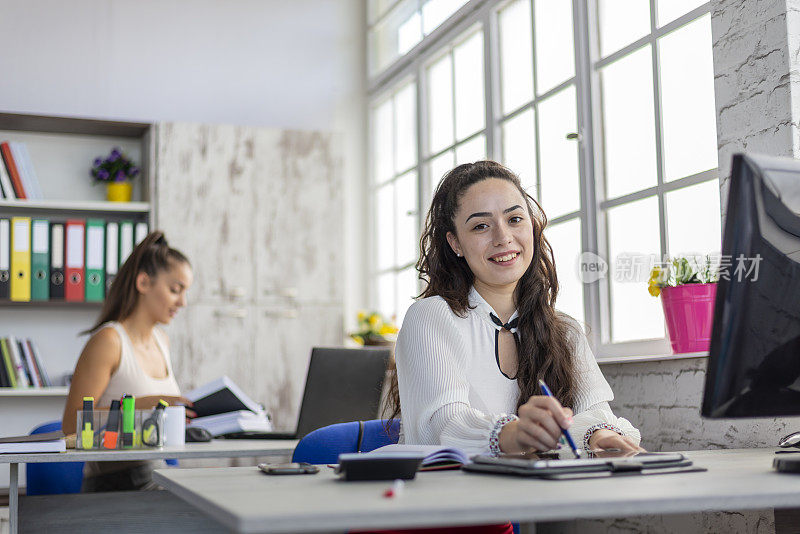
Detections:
154,448,800,533
2,439,297,534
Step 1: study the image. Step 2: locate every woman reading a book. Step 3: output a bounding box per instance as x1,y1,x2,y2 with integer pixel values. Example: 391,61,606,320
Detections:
61,231,195,491
387,161,643,461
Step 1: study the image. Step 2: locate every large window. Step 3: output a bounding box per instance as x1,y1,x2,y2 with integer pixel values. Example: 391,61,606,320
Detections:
368,0,719,358
371,80,420,323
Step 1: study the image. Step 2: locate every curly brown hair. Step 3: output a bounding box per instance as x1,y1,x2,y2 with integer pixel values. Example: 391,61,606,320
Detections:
384,160,579,424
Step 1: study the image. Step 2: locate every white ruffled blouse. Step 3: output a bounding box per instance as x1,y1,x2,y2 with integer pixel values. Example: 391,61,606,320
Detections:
395,287,641,454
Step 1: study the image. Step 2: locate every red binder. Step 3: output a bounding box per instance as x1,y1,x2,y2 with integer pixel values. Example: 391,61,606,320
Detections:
0,142,26,199
65,219,85,302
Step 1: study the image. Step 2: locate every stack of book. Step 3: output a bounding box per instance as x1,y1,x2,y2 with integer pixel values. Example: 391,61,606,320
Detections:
0,141,43,200
0,336,51,388
0,431,66,453
186,376,272,436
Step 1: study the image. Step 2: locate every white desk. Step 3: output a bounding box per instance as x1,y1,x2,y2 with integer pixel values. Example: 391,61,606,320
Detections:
154,448,800,533
1,439,297,534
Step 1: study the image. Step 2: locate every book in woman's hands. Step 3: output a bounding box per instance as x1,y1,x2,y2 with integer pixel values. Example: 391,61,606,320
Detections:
367,444,471,470
185,376,263,418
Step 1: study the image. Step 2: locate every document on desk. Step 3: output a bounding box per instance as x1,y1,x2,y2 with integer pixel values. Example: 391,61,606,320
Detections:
464,452,706,479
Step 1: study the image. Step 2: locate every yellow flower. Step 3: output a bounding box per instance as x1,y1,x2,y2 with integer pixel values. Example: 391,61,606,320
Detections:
647,266,665,297
357,310,366,321
378,324,398,335
351,334,364,345
648,282,661,297
368,315,380,327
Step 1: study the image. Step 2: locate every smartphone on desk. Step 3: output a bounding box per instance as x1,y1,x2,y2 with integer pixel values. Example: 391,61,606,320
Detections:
258,463,319,475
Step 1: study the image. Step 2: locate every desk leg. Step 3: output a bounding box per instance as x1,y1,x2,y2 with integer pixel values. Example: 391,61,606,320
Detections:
9,462,18,534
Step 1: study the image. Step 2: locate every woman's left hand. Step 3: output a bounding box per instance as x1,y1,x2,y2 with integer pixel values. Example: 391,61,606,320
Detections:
588,429,646,453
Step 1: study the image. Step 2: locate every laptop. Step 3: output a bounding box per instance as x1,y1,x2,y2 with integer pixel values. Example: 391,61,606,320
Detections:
224,346,391,440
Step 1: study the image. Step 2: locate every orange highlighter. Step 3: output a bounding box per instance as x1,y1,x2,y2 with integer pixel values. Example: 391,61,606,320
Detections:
102,399,122,449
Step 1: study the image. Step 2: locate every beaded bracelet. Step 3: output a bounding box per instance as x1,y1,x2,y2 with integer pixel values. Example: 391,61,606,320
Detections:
583,422,624,451
488,414,518,456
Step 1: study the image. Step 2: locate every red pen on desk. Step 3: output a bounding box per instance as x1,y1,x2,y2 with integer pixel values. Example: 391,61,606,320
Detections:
383,479,405,498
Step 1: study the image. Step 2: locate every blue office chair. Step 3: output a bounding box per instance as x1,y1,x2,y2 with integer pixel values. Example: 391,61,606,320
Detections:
292,419,400,464
292,419,519,534
25,421,84,495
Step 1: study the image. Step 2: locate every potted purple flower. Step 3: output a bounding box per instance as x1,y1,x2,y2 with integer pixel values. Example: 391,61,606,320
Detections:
90,147,140,202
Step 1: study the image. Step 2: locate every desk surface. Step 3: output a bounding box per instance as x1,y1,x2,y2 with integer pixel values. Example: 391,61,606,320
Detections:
154,448,800,533
0,439,297,463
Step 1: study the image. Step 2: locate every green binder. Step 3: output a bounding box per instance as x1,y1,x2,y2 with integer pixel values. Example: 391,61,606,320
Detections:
85,219,105,302
30,219,49,301
0,338,17,388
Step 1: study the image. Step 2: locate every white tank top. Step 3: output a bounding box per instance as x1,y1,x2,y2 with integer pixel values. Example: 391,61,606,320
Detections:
85,322,182,479
97,321,181,406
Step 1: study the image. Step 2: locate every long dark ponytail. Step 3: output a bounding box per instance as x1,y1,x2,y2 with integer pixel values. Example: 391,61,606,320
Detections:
384,161,579,423
83,231,190,334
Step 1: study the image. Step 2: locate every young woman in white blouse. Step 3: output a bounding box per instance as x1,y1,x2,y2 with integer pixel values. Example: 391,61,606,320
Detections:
386,160,643,457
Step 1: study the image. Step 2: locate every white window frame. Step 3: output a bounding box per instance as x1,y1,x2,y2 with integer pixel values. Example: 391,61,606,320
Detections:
367,0,718,359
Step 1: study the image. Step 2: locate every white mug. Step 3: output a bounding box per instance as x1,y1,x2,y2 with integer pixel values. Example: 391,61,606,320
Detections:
164,406,186,447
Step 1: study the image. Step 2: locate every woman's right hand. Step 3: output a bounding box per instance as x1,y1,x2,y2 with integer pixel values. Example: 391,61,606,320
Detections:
498,395,573,453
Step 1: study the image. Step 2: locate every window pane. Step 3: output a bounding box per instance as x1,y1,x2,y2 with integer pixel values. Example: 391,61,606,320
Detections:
596,0,650,58
394,82,418,173
422,0,468,35
606,196,664,342
369,0,418,75
454,31,486,140
600,45,657,198
546,218,585,324
396,266,419,324
499,0,534,114
455,134,486,165
376,183,396,270
369,0,394,24
660,14,717,182
427,54,455,154
534,0,575,94
377,271,396,320
537,85,580,218
657,0,705,27
373,99,394,184
501,108,537,194
395,170,419,266
398,12,422,55
429,150,455,195
666,180,722,257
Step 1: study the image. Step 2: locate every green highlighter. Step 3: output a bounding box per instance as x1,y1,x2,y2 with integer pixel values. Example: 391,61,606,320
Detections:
81,397,94,449
121,394,135,448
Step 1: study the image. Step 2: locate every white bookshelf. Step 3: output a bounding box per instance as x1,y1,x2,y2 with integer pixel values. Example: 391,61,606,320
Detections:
0,199,150,213
0,113,155,412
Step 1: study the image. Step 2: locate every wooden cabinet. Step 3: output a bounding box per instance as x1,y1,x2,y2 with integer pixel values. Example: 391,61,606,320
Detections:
156,123,344,426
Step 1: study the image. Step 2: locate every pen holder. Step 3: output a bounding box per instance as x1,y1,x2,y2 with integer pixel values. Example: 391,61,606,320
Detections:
76,409,165,450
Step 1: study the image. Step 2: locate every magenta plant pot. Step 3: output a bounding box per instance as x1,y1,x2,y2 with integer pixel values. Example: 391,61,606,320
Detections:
660,283,717,354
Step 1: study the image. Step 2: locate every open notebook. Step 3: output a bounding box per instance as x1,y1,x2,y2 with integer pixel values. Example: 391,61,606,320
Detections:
366,444,470,471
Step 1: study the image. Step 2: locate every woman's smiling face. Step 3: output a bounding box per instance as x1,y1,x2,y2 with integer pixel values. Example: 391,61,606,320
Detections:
446,178,535,291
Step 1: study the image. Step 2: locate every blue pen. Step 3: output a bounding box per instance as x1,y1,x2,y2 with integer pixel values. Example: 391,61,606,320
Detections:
538,379,580,458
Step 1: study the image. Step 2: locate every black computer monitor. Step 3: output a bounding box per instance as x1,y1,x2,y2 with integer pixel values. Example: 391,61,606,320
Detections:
702,153,800,418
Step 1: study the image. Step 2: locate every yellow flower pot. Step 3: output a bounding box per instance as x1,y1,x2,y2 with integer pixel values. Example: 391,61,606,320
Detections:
106,181,132,202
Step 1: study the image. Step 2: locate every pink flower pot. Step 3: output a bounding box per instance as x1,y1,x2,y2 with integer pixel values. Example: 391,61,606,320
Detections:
660,283,717,354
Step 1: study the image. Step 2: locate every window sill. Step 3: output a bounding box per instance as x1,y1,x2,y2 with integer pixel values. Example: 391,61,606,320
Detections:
596,351,708,365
